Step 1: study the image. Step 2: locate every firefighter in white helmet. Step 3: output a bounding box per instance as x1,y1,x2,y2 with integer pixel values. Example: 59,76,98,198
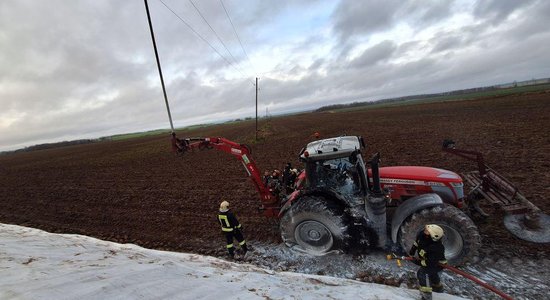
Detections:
409,224,447,300
217,200,248,259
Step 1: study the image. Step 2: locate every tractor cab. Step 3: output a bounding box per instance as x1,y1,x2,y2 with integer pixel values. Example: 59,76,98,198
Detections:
299,136,370,197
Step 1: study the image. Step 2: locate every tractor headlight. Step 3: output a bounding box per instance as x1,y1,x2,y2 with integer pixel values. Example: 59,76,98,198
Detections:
450,182,464,188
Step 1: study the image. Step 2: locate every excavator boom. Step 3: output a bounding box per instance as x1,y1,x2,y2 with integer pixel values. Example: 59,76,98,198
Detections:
171,134,280,217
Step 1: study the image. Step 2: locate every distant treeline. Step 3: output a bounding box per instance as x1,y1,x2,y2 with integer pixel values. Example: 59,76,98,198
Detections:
0,138,110,155
4,77,549,155
315,78,550,112
314,87,491,112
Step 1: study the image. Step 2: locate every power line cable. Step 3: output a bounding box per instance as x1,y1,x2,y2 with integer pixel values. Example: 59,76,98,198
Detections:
219,0,254,72
188,0,242,69
158,0,252,83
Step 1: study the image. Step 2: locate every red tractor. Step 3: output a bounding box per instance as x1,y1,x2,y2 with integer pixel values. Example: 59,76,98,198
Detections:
172,134,549,265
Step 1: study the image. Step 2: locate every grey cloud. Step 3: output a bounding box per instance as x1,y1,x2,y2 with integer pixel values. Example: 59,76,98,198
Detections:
350,40,397,68
473,0,536,25
500,0,550,41
396,40,423,54
415,1,454,24
331,0,455,43
261,73,328,106
167,74,255,121
332,0,399,40
308,58,325,71
430,34,464,54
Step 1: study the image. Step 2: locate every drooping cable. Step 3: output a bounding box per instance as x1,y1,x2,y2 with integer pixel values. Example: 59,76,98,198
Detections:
158,0,251,82
219,0,254,71
188,0,240,68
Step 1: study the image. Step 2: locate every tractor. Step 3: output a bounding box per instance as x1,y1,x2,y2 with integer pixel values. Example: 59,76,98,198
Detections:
172,134,549,266
279,136,479,265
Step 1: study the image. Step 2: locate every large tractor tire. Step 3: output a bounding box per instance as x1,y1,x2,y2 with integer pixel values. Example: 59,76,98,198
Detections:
398,205,481,266
280,196,350,255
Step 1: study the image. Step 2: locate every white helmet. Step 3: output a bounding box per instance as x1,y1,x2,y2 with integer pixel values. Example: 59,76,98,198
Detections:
220,200,230,212
426,224,444,241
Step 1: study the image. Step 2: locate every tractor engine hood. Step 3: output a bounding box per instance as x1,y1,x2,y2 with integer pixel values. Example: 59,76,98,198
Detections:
370,166,464,204
376,166,462,184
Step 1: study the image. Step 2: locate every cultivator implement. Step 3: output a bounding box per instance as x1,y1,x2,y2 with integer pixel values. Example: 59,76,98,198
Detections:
443,140,550,243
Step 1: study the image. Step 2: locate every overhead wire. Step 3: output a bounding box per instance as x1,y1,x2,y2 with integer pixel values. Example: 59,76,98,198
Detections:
219,0,254,73
187,0,255,85
188,0,240,68
158,0,253,83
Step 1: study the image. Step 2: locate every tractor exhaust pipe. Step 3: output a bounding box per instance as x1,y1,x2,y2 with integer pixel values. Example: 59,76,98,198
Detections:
367,153,387,248
370,153,382,195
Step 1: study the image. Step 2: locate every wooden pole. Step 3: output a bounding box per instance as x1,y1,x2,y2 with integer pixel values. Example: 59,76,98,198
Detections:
256,77,258,141
144,0,174,132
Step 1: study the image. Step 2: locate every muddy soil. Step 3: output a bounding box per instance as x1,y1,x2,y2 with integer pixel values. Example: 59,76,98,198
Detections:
1,92,549,299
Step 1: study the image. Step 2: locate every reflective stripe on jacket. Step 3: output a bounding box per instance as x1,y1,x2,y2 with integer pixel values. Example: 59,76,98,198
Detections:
413,232,446,269
218,211,241,232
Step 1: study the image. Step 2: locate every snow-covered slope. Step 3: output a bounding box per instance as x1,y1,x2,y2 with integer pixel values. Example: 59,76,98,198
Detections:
0,224,466,300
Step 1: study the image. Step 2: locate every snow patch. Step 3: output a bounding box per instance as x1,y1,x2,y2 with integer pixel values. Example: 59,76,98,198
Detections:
0,223,467,300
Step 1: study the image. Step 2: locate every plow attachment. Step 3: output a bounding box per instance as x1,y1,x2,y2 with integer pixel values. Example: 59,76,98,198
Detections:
443,140,550,244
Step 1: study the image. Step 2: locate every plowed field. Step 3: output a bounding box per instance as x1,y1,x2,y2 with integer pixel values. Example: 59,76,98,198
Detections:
1,92,549,260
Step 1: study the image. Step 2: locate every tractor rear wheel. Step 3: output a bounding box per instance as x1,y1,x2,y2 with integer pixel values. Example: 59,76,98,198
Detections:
280,196,349,255
398,205,481,266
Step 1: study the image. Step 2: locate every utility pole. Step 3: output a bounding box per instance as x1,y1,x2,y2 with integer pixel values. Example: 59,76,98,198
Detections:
255,77,259,141
144,0,174,132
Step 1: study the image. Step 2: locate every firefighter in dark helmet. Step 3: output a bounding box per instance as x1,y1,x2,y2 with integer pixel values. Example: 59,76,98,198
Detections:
409,224,447,300
218,200,248,259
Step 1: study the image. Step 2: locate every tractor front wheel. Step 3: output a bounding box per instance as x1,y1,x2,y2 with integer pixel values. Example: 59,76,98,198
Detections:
280,196,349,255
399,205,481,266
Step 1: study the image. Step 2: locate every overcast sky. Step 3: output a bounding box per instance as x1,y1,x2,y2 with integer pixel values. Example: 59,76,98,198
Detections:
1,0,549,151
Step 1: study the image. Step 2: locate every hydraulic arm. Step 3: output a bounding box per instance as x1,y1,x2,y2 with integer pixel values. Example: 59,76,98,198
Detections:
171,133,281,217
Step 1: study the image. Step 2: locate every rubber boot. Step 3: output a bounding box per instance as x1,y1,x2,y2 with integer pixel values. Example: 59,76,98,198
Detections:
432,283,444,293
420,291,432,300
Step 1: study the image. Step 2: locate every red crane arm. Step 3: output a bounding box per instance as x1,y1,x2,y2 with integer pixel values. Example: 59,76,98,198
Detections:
171,134,280,217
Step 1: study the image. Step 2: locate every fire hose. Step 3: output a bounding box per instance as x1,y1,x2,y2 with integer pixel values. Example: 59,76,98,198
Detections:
387,254,513,300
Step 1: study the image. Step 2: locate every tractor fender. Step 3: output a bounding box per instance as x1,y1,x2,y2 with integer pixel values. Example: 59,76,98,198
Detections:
279,197,294,217
278,188,348,218
278,189,305,217
390,193,444,243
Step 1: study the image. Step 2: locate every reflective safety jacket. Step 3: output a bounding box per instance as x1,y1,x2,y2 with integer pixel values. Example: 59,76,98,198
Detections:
410,232,447,269
217,210,242,232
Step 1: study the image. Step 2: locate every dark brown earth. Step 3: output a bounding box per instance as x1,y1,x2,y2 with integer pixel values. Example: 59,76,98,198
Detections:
1,91,549,262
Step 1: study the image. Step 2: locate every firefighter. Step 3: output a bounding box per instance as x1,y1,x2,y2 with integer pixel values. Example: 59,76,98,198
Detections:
409,224,447,300
263,170,271,187
268,170,283,196
288,169,298,189
271,169,281,180
282,163,294,193
282,163,292,187
218,200,248,259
